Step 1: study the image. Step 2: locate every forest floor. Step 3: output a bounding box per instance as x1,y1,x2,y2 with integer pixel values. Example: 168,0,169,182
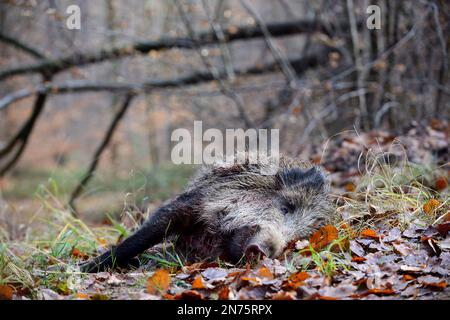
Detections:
0,121,449,300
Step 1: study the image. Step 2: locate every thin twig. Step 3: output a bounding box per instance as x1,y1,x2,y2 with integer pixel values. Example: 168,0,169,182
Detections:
174,0,254,128
68,93,135,215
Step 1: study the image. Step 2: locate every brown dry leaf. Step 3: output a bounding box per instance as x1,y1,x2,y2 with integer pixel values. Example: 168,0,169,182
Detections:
257,266,274,280
191,275,206,290
0,285,13,300
309,225,339,251
360,229,379,239
436,222,450,236
146,269,171,295
423,199,441,214
272,291,296,300
163,293,175,300
175,290,204,300
283,272,310,290
421,236,442,256
218,286,230,300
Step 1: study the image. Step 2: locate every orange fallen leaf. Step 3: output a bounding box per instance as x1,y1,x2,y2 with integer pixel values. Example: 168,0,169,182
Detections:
191,275,206,290
352,256,366,263
367,288,395,296
218,286,230,300
0,285,13,300
423,199,441,214
283,272,310,290
402,275,416,282
309,225,339,251
422,280,447,290
318,295,339,300
360,229,378,239
288,271,310,282
75,292,89,300
257,266,273,280
163,293,175,300
147,269,171,295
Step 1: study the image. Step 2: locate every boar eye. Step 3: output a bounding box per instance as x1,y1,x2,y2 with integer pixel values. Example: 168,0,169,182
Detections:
280,202,295,214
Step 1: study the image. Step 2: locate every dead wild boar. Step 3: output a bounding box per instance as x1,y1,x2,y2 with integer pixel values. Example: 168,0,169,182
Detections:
80,154,333,272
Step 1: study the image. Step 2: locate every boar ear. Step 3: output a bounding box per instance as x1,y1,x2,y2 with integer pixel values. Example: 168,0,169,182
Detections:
277,167,325,190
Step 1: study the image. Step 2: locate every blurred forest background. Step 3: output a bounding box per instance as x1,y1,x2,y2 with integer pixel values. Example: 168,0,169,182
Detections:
0,0,448,221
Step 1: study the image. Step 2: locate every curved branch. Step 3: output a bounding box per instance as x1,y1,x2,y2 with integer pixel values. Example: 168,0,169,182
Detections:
0,47,338,111
0,91,48,176
0,19,336,81
0,32,46,59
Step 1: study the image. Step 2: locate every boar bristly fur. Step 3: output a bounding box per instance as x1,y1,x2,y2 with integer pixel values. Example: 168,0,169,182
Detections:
80,154,333,272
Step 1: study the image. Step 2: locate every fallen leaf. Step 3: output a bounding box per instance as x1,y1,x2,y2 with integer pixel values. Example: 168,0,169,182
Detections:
402,274,416,282
360,229,379,239
393,243,412,256
191,275,206,290
366,288,395,296
421,236,442,256
423,199,441,214
174,290,204,300
75,292,89,300
288,271,310,282
201,268,228,282
147,269,171,295
241,276,262,286
436,222,450,236
418,275,447,290
283,272,310,290
352,256,366,262
0,285,13,300
218,286,231,300
350,240,365,256
272,291,296,300
309,225,339,251
257,266,274,280
163,293,175,300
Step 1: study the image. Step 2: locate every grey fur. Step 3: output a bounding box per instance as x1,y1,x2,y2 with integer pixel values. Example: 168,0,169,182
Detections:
81,153,333,272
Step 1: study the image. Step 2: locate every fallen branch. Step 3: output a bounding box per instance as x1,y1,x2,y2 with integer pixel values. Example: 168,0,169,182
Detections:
0,19,335,81
0,47,338,111
0,32,46,59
